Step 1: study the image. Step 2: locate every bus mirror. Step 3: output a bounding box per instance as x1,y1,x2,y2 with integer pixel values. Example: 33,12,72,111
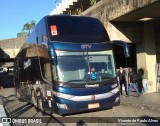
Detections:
51,57,55,61
49,45,55,60
49,51,55,61
111,40,130,58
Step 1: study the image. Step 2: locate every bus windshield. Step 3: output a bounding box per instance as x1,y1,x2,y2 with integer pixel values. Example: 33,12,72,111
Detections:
56,50,116,83
47,16,109,43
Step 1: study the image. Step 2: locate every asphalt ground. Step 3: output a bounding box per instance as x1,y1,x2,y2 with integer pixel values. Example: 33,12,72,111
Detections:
0,88,160,126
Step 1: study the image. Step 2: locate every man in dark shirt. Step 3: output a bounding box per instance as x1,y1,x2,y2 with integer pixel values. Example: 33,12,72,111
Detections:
137,67,144,93
128,67,140,97
118,66,128,96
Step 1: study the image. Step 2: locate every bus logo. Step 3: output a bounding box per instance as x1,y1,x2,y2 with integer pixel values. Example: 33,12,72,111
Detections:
81,44,92,49
91,95,96,100
24,59,31,69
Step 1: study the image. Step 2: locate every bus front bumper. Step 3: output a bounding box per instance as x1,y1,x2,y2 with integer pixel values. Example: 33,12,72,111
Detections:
53,93,120,115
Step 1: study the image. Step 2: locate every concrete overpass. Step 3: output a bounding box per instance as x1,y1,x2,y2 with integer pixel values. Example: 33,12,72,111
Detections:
0,37,26,67
0,37,26,88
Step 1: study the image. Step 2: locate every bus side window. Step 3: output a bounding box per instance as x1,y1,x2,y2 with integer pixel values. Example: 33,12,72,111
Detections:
44,62,52,82
37,44,53,83
40,59,53,82
52,61,58,81
32,62,41,83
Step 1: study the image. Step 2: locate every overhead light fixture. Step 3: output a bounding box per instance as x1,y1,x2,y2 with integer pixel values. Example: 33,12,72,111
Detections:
139,17,153,21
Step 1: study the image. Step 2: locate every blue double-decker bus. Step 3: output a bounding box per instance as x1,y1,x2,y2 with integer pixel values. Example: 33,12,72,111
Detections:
14,15,129,115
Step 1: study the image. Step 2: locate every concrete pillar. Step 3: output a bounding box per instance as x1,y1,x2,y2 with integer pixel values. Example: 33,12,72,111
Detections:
136,22,156,93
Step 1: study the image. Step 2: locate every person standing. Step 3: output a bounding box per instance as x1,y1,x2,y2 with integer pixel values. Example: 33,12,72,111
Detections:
128,67,140,97
0,86,3,90
137,67,144,93
118,66,128,96
142,67,147,93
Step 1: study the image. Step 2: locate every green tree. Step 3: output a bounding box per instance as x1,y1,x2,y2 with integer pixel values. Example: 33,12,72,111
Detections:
17,31,28,37
22,20,36,35
90,0,97,6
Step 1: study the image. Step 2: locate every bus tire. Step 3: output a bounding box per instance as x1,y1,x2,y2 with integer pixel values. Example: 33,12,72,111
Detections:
15,88,20,99
37,91,44,111
41,110,45,116
45,110,52,115
31,90,39,111
15,88,24,102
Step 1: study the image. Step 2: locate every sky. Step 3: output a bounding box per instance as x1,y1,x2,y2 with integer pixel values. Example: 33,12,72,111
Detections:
0,0,61,40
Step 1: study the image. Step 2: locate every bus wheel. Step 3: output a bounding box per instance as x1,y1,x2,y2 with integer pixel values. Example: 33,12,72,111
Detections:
41,109,46,116
37,96,43,110
45,110,52,115
15,88,20,99
32,91,40,112
37,91,44,114
31,90,37,106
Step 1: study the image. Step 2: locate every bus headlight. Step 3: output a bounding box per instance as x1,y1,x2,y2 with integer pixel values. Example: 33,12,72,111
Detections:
115,97,120,103
53,91,75,99
110,87,119,94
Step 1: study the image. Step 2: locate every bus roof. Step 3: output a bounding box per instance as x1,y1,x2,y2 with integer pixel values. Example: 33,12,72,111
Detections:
46,15,110,43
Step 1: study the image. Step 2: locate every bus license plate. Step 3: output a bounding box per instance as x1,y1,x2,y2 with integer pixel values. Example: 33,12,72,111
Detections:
88,103,100,109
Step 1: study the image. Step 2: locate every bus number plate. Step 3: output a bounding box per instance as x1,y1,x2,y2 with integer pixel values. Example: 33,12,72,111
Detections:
88,103,100,109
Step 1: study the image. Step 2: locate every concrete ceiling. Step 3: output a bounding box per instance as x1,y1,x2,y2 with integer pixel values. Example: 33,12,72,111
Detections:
112,1,160,22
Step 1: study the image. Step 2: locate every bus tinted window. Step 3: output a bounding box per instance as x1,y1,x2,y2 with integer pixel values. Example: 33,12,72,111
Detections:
47,16,109,43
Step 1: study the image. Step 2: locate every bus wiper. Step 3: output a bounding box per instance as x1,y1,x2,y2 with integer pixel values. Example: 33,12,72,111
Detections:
86,51,91,82
63,80,84,86
100,76,111,80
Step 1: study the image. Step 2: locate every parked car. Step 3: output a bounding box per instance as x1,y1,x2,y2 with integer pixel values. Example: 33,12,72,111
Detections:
0,66,14,88
7,66,14,76
0,67,7,73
